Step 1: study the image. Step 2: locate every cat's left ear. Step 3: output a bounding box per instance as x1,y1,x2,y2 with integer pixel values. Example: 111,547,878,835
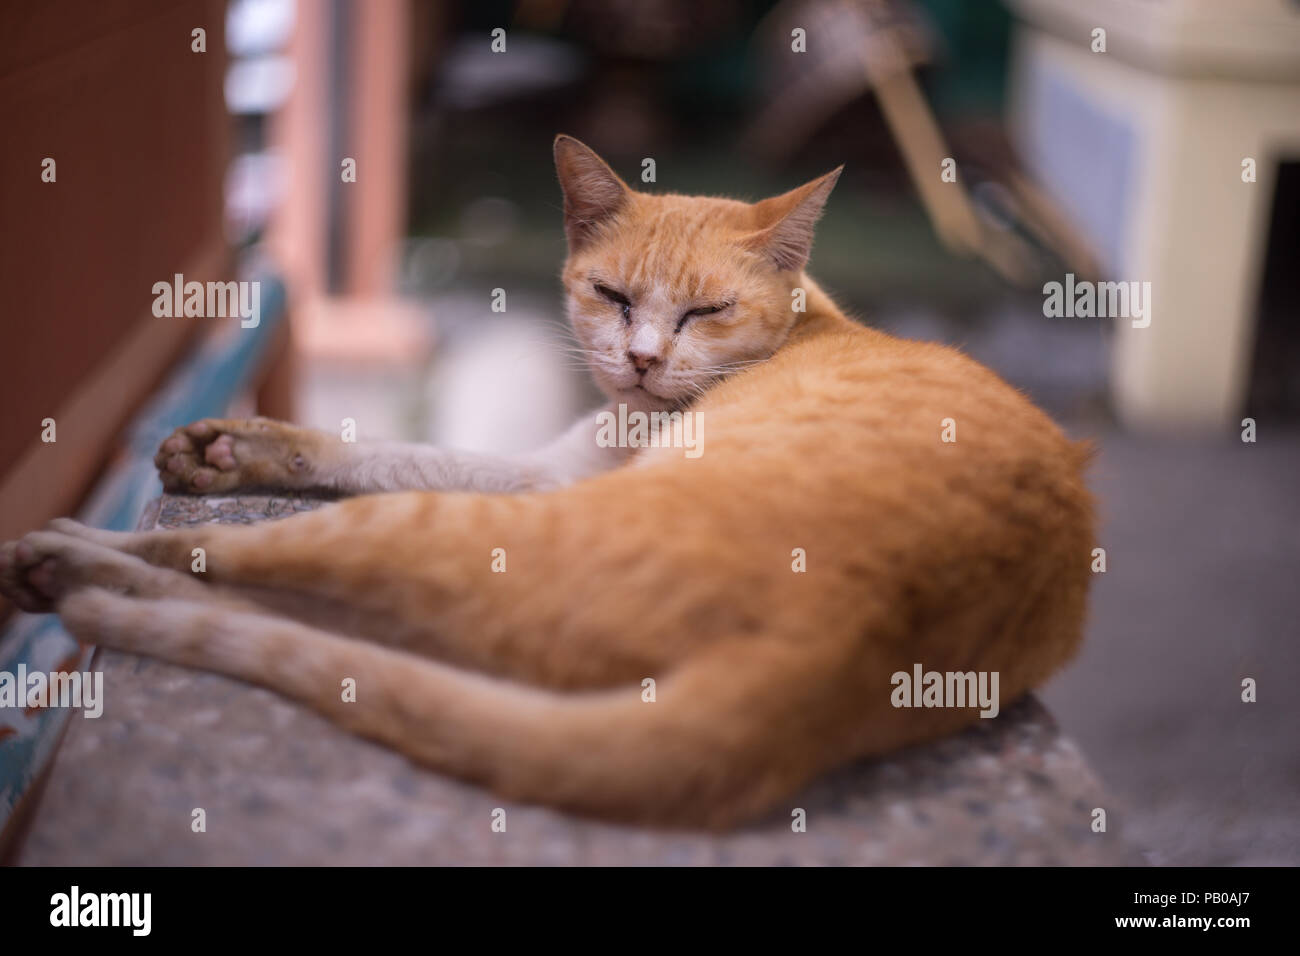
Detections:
746,166,843,272
554,134,632,252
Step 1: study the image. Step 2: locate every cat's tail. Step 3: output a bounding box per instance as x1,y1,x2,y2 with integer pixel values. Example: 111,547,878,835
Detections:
58,587,852,828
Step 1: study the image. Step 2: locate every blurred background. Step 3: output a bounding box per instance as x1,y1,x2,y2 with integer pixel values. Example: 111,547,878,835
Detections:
1,0,1298,864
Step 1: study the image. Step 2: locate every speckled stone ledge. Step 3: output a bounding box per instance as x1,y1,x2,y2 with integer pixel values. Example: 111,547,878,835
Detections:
18,493,1141,865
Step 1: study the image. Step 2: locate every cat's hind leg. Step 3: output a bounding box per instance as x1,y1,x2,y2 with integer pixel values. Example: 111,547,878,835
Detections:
56,583,850,827
16,491,775,693
2,515,490,670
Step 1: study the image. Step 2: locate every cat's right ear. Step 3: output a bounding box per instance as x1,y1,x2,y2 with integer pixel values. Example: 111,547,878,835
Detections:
745,166,843,272
554,135,631,252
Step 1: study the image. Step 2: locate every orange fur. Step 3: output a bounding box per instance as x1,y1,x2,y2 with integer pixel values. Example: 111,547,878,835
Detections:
0,137,1094,828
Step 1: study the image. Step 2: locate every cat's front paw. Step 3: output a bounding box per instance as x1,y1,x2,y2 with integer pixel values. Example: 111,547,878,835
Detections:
155,417,315,494
155,419,247,493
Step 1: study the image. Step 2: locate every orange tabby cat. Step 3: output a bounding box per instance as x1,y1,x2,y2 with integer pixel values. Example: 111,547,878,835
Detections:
0,136,1094,827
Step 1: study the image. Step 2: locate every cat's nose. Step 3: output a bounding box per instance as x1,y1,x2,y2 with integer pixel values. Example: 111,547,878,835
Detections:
627,348,660,372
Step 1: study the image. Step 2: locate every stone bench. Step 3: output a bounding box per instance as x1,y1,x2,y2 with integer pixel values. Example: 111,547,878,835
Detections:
16,492,1141,865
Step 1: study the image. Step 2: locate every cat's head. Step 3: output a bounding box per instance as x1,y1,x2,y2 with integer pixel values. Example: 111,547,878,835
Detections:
554,135,841,410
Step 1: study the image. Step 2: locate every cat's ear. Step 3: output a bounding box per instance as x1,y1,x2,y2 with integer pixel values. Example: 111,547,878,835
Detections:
554,135,631,252
746,166,843,271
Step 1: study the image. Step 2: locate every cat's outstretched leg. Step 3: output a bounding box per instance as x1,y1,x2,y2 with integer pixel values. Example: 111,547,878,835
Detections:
0,525,268,615
56,584,848,827
155,411,630,495
0,522,435,648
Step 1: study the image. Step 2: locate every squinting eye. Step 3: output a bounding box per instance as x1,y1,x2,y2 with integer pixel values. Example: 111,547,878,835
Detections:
675,302,731,334
594,284,632,322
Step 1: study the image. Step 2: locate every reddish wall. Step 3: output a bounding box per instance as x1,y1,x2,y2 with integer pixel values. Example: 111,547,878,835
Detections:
0,1,229,479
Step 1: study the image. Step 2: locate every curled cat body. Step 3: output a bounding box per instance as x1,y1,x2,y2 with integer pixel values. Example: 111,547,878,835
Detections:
0,136,1094,828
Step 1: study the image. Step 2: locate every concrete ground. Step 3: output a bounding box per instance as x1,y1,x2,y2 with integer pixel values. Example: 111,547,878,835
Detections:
1039,427,1300,866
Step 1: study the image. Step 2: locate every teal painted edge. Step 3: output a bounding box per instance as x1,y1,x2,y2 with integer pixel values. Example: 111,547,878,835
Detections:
0,274,286,834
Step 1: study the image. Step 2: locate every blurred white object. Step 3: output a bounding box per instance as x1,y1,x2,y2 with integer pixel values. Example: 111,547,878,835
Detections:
225,55,296,115
438,34,583,110
429,311,588,455
1007,0,1300,429
227,0,296,57
225,150,288,241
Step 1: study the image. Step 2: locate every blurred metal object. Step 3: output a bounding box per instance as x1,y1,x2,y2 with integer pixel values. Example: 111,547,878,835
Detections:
853,0,994,268
744,0,935,162
745,0,1099,288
